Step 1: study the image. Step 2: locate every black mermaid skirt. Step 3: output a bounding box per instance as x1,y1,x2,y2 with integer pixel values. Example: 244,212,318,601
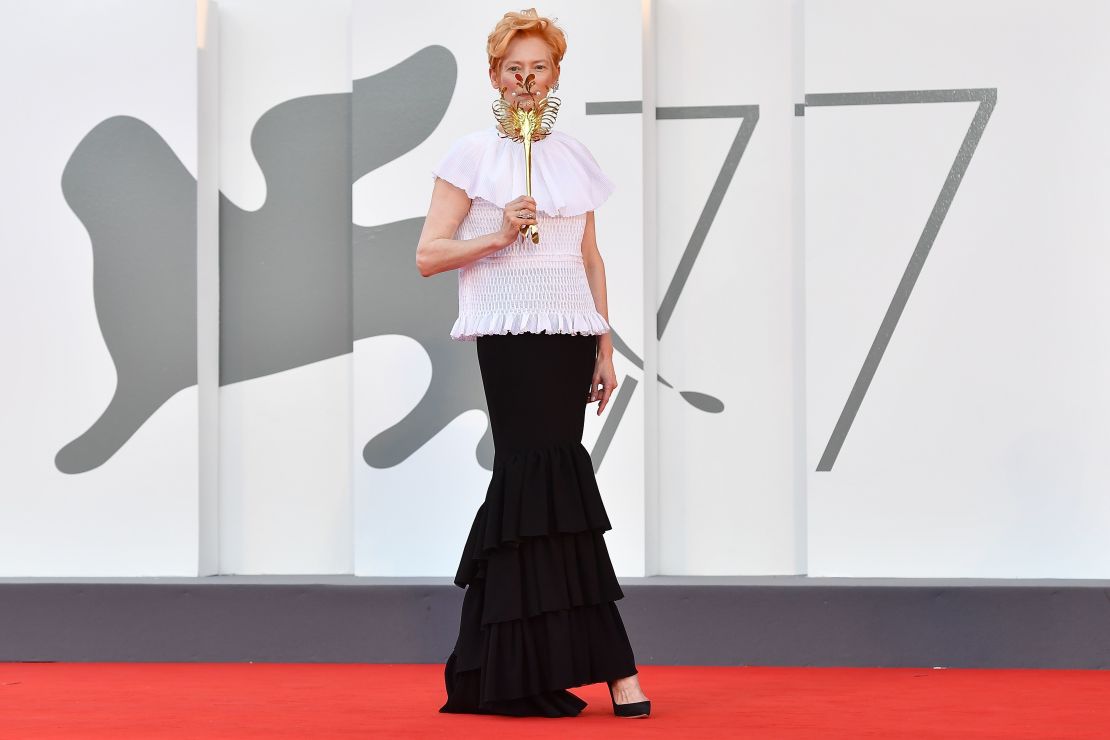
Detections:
439,330,638,717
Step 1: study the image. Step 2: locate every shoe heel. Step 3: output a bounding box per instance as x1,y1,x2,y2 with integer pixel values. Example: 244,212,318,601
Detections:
608,683,651,718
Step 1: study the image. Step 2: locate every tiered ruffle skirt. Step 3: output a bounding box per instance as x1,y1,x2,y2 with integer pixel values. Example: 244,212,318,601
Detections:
439,330,637,717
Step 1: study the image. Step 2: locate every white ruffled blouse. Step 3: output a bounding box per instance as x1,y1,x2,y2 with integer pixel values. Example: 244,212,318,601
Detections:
430,125,615,341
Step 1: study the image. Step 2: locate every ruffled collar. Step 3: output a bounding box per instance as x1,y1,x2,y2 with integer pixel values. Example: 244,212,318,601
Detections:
431,126,616,217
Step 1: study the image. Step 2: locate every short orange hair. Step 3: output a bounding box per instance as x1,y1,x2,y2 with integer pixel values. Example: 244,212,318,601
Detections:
486,8,567,74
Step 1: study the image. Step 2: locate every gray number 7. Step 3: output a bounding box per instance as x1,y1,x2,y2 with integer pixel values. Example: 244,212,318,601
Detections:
806,88,997,471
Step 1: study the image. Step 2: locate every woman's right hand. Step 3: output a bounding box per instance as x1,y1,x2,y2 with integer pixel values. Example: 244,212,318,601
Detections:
494,195,538,248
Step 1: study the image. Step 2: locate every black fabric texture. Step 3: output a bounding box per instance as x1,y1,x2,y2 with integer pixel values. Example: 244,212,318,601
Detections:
439,331,638,717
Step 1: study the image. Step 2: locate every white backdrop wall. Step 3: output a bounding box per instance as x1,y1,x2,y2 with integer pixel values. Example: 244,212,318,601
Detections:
216,0,354,574
654,0,804,575
3,1,1109,578
804,0,1110,577
0,0,200,576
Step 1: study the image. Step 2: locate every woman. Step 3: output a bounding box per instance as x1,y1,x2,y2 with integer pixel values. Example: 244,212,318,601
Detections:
415,8,651,719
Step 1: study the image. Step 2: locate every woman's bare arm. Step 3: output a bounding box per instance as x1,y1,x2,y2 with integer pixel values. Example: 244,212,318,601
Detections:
416,178,499,277
581,210,614,359
416,178,538,277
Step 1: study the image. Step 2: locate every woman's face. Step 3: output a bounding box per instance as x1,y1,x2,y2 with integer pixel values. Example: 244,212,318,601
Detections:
490,33,558,109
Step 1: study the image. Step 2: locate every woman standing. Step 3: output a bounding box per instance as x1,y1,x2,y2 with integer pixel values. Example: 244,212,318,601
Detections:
416,8,650,719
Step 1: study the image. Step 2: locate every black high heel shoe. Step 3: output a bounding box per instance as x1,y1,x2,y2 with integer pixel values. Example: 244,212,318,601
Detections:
608,680,651,718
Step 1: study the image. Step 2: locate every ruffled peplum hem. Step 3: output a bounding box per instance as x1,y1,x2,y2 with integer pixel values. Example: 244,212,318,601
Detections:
440,440,637,716
449,309,611,342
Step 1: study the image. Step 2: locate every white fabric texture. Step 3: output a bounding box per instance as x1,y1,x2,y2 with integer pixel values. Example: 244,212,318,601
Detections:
430,126,615,342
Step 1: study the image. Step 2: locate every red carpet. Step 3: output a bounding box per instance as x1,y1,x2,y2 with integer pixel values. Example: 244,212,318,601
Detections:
2,663,1109,738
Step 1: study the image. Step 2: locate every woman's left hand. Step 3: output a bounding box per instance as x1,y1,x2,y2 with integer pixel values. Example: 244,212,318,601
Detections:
588,354,618,415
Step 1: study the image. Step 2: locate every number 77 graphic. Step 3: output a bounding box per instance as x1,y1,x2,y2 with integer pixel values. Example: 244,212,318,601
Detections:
579,103,753,468
806,88,996,471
